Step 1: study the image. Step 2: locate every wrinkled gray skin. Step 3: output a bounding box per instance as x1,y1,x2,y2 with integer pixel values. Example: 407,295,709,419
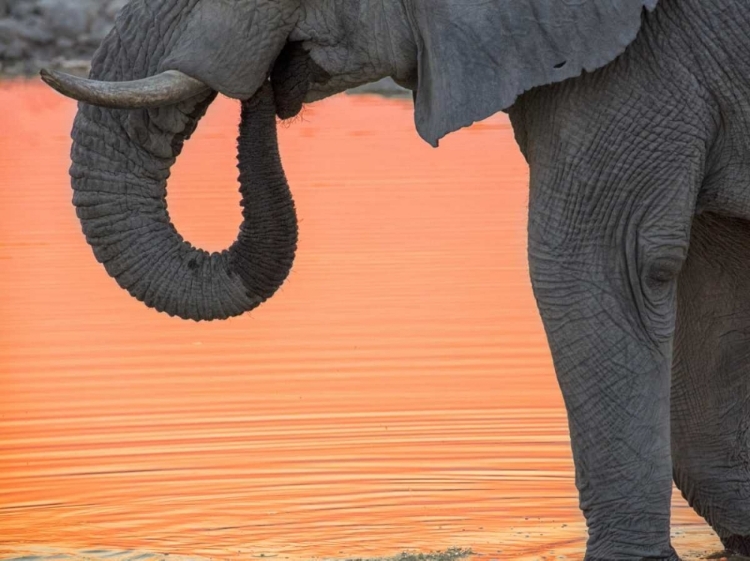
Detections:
61,0,750,559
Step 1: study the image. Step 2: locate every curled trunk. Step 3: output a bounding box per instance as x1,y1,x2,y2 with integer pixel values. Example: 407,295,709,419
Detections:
70,82,298,321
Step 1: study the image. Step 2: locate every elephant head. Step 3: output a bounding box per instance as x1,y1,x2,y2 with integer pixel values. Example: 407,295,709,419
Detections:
42,0,658,321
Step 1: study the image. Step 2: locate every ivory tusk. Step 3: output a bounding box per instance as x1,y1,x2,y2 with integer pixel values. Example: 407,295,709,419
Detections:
40,68,211,109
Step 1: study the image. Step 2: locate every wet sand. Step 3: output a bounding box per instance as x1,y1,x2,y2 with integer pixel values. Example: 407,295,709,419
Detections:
0,81,721,560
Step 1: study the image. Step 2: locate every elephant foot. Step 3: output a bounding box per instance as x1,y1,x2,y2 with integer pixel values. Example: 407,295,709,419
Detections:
721,535,750,557
584,557,681,560
585,558,680,561
584,550,681,561
707,550,750,561
583,554,680,561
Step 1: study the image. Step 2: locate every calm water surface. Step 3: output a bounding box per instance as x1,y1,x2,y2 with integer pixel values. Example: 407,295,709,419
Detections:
0,81,721,560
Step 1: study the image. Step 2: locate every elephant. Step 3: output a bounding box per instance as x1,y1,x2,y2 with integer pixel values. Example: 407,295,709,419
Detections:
40,0,750,559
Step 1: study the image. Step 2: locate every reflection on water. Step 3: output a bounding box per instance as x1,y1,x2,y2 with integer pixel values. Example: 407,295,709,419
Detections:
0,81,719,560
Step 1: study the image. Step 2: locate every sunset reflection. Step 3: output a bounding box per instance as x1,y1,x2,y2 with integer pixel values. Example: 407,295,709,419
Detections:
0,81,717,560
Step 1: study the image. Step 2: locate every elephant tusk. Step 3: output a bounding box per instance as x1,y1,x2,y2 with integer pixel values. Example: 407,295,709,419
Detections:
40,68,211,109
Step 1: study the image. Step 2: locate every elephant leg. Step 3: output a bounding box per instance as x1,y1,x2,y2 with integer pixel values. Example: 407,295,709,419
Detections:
527,189,688,560
515,84,711,560
672,212,750,555
508,25,716,554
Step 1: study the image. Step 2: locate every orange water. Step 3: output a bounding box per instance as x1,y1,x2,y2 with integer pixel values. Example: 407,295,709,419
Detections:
0,81,720,560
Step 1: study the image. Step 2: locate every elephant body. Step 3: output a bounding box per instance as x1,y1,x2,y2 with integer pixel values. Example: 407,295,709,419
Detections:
42,0,750,559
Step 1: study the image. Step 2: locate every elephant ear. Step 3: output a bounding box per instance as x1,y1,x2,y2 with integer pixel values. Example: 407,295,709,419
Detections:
411,0,658,146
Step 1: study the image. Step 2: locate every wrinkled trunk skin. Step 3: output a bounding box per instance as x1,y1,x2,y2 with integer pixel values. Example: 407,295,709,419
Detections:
71,80,297,321
63,0,301,321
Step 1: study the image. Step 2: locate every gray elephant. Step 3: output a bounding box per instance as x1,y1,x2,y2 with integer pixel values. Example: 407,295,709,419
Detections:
41,0,750,559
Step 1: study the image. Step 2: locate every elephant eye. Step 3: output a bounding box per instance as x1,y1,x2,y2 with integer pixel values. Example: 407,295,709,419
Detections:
553,61,567,70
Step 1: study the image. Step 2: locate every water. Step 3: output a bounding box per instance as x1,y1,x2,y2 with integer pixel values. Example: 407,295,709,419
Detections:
0,81,722,560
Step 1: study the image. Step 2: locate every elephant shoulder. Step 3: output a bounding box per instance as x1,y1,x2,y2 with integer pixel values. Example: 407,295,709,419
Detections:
410,0,659,146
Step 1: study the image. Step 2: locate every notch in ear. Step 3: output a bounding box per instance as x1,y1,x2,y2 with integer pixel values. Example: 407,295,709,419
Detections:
410,0,658,147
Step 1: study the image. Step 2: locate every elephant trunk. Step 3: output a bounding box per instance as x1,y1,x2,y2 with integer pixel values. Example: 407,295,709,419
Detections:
70,82,298,321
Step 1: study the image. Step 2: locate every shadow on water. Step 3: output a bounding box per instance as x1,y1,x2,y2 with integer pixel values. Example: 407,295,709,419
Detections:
0,79,724,560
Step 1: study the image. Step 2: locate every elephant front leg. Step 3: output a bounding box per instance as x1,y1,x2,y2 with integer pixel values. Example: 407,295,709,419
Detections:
529,240,680,559
525,160,700,560
507,40,713,555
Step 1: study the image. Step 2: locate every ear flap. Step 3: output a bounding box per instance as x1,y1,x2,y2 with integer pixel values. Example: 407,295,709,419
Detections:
411,0,658,146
